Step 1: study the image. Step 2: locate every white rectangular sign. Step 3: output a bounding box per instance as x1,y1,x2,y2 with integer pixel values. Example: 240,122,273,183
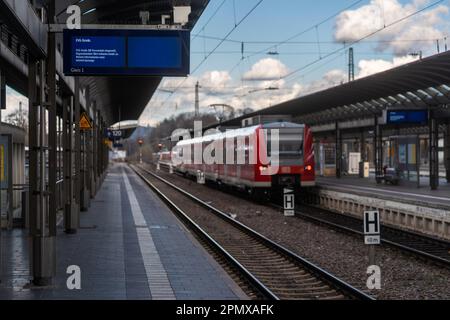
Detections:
284,189,295,217
364,211,381,245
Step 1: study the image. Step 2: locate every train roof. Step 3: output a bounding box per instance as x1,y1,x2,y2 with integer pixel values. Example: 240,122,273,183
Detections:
175,122,305,146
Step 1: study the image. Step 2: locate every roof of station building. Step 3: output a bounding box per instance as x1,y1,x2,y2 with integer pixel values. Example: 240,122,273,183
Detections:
217,51,450,128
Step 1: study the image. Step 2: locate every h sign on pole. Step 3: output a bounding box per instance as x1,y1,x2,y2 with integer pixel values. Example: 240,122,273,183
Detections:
284,188,295,217
364,211,381,245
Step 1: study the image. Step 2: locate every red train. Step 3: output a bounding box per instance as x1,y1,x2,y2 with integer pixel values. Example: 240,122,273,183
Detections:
159,121,315,194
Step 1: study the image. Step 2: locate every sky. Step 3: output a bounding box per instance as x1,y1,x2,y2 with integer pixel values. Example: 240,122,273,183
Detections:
3,0,450,126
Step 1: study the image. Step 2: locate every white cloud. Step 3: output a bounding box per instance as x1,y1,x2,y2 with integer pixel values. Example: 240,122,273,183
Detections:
242,58,290,81
334,0,449,55
139,51,423,126
302,69,348,95
357,55,418,78
200,71,232,88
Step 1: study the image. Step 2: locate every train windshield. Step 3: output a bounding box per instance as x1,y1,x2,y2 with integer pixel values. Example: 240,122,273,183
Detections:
267,128,304,166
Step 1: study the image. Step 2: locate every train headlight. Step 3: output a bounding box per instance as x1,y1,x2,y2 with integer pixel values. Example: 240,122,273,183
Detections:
259,166,269,172
305,165,313,172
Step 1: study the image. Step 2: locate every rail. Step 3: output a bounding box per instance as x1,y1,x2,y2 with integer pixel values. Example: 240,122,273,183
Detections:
132,164,374,301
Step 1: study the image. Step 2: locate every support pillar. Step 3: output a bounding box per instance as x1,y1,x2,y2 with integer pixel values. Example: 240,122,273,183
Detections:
90,104,98,198
31,0,58,285
63,96,77,234
360,130,367,162
336,122,342,179
374,116,383,183
89,110,96,199
445,120,450,183
47,5,58,240
429,110,439,190
74,78,82,217
0,67,3,282
97,114,104,186
29,56,56,286
103,121,109,175
80,87,91,211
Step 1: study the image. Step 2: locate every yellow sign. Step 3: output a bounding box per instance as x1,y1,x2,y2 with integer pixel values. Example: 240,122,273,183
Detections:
104,139,113,149
80,112,93,130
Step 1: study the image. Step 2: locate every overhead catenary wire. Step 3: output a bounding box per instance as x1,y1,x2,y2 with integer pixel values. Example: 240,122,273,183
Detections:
153,0,447,118
192,35,450,45
276,0,446,86
227,0,366,76
192,0,228,42
159,0,265,109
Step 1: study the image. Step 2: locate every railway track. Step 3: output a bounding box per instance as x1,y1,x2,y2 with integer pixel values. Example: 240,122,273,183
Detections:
153,163,450,269
131,164,374,301
202,175,450,267
289,202,450,268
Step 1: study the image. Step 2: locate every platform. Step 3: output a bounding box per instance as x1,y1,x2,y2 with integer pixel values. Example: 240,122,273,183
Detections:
317,175,450,210
0,163,246,300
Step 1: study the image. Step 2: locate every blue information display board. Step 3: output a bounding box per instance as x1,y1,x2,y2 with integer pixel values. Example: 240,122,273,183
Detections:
387,110,428,124
64,29,190,76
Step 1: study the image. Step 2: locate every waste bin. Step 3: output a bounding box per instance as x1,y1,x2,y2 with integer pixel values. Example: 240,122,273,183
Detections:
359,162,370,178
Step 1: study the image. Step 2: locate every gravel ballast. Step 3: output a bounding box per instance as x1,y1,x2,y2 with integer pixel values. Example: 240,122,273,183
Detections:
141,164,450,300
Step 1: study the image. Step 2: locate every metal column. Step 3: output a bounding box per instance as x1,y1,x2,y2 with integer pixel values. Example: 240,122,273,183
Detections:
360,130,367,162
47,0,58,240
445,121,450,183
29,57,55,286
335,122,342,178
63,96,77,233
0,67,3,282
374,116,383,183
28,61,38,232
32,0,58,285
74,79,81,217
89,112,95,199
97,114,104,184
81,87,90,211
429,110,439,190
90,104,97,198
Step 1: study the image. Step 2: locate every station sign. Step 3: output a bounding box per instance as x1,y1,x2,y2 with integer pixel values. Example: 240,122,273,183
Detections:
387,110,428,125
364,211,381,245
63,29,190,76
106,129,123,140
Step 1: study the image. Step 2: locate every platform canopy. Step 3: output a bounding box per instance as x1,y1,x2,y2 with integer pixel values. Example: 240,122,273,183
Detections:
52,0,209,125
218,51,450,128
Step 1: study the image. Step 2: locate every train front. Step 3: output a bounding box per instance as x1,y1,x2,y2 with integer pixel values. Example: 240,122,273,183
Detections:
257,122,315,190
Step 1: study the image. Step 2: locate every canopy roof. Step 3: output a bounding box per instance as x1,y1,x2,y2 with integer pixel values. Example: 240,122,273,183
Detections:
218,51,450,128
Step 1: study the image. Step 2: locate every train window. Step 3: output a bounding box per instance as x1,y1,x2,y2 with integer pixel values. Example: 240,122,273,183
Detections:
267,128,304,165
